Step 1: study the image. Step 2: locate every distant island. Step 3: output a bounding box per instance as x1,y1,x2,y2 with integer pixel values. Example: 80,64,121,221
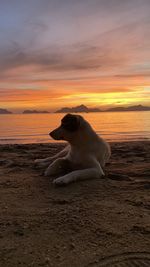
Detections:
22,110,50,114
1,105,150,115
55,104,101,113
0,108,12,114
106,105,150,112
55,104,150,113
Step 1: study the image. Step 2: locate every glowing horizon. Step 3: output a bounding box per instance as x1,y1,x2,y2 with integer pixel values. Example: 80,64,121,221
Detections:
0,0,150,112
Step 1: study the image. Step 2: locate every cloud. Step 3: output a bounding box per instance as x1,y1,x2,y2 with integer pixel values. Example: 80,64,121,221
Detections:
0,0,150,110
0,0,150,77
0,18,150,81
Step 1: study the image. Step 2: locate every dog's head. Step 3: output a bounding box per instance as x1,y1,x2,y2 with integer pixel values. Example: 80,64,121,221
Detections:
49,114,81,142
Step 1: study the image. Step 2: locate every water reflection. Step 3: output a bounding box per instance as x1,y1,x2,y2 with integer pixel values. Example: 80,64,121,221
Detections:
0,112,149,144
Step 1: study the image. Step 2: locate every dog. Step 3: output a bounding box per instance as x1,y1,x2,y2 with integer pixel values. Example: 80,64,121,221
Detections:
35,113,111,185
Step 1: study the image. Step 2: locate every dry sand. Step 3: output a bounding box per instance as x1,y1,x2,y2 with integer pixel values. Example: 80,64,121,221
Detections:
0,141,150,267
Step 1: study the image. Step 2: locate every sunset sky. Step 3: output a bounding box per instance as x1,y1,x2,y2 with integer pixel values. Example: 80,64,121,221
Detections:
0,0,150,112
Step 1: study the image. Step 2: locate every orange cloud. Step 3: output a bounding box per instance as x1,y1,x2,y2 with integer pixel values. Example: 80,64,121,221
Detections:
0,67,150,112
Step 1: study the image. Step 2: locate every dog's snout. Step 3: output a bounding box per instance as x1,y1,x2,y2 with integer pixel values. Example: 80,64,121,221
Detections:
49,130,57,140
49,131,53,137
49,130,57,139
49,127,64,140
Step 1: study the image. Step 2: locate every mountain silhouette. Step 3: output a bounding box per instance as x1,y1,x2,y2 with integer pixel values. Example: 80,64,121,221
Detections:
55,105,101,113
55,104,150,113
0,108,12,114
22,110,50,114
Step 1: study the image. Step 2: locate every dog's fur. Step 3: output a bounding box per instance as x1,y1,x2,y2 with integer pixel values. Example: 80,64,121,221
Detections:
35,114,111,185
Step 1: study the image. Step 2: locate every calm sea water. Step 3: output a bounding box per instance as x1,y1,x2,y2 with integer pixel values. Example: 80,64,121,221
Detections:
0,112,150,144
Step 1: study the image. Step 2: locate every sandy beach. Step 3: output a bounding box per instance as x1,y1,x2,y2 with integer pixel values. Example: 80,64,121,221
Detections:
0,141,150,267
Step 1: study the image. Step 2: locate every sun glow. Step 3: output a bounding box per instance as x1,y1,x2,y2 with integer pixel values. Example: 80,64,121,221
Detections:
57,89,150,109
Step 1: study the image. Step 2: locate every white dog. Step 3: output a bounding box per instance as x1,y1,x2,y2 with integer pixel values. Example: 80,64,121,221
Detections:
35,114,111,185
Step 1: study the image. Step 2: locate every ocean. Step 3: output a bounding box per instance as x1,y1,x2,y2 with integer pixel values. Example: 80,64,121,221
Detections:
0,111,150,144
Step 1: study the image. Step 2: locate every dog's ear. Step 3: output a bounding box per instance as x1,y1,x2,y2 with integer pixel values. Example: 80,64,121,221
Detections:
61,114,80,132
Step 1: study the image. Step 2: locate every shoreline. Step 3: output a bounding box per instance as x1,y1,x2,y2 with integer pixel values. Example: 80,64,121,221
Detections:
0,139,150,146
0,141,150,267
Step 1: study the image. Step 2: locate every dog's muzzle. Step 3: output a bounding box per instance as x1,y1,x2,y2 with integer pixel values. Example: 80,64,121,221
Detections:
49,127,64,140
49,130,55,139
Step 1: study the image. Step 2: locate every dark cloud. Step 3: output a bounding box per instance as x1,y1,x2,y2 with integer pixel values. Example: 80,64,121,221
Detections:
0,0,150,81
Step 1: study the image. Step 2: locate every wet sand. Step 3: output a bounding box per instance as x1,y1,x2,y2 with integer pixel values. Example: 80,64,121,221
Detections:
0,141,150,267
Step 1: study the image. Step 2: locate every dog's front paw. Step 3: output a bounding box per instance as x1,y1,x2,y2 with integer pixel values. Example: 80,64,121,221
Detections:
53,177,69,186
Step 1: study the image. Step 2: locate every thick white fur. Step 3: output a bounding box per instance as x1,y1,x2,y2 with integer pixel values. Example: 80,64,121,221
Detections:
35,114,111,185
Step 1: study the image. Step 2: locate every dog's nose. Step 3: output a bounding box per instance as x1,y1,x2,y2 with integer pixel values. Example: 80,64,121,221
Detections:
49,131,53,137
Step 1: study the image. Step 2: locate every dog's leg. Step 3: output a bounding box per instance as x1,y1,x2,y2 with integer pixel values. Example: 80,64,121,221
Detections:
53,166,104,185
34,146,69,164
44,158,71,177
